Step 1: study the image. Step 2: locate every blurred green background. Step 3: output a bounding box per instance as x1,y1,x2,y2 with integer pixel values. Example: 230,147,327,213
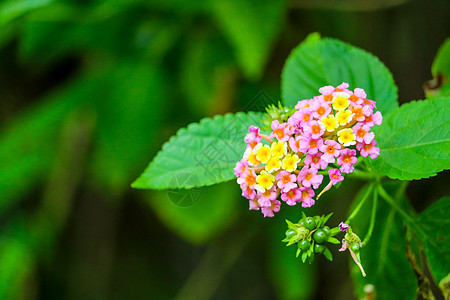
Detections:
0,0,449,299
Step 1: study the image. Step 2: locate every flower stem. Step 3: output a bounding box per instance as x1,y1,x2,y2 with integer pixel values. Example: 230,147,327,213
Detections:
362,187,377,247
346,183,374,224
377,183,415,224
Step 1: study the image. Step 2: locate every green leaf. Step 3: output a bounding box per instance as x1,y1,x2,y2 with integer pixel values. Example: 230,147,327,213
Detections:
415,196,450,284
144,181,238,244
323,248,333,261
281,33,398,116
0,0,53,25
327,237,340,244
132,111,265,189
369,97,450,180
350,182,417,300
426,38,450,99
211,0,287,80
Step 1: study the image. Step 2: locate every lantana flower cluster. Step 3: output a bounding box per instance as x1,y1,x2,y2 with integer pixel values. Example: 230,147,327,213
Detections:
234,83,382,217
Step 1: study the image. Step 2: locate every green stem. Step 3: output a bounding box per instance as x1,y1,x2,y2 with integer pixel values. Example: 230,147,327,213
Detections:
351,169,378,180
377,183,415,224
362,188,377,246
346,183,374,224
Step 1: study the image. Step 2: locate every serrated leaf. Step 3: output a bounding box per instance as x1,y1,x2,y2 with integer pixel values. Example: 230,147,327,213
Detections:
415,196,450,284
368,97,450,180
281,33,398,116
145,181,238,244
349,182,416,300
132,111,264,189
211,0,287,79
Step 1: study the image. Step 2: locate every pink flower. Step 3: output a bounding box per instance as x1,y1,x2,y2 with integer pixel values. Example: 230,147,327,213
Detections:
270,120,291,142
337,149,357,174
320,140,341,163
299,187,315,207
329,169,344,185
296,108,313,125
295,99,311,110
288,136,302,153
299,137,323,155
261,200,281,217
304,153,328,170
234,159,249,177
303,120,325,139
353,88,367,99
281,188,302,206
353,123,375,144
357,140,380,159
244,125,261,147
276,171,297,193
257,185,278,207
310,99,331,119
242,185,257,200
237,170,257,189
336,82,350,91
319,85,335,96
298,166,323,189
249,198,260,210
363,111,383,127
339,222,350,232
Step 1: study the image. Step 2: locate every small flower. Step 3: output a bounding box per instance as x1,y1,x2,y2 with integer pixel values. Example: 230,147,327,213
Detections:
288,136,302,153
253,143,272,163
242,185,257,200
332,92,350,111
281,188,301,206
304,152,328,170
234,159,249,177
356,140,380,159
337,128,356,147
237,170,257,189
249,197,260,210
299,137,323,155
255,170,275,193
244,125,261,145
320,140,342,163
311,99,331,119
329,169,344,185
298,166,323,189
353,124,375,144
363,111,382,127
247,150,262,166
271,141,287,158
265,157,282,173
257,185,277,207
320,114,339,132
282,154,300,172
339,222,349,232
276,171,297,193
270,120,290,142
304,120,325,139
336,109,354,125
261,200,281,217
299,187,315,207
337,149,357,174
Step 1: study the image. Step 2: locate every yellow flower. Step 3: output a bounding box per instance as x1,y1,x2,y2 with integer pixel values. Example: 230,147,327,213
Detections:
253,144,271,163
337,128,356,146
265,157,281,173
271,141,287,159
320,114,338,132
282,154,300,172
336,110,354,125
332,92,350,111
256,170,275,193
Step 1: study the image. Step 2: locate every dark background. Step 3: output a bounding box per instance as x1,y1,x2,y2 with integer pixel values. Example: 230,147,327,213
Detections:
0,0,449,299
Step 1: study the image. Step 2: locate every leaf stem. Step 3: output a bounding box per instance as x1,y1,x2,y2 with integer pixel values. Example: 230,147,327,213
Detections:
377,183,415,224
346,183,374,224
362,187,377,247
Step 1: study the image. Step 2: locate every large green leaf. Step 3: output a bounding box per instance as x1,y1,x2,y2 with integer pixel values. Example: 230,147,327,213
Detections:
145,182,239,244
369,97,450,180
281,33,398,116
0,0,53,25
132,111,264,189
415,197,450,285
350,183,417,300
211,0,287,80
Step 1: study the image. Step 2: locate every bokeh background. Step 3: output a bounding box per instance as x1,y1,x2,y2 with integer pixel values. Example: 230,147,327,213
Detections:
1,0,449,299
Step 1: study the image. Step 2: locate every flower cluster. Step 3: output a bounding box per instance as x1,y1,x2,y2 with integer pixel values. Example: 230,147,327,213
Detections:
235,83,382,217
